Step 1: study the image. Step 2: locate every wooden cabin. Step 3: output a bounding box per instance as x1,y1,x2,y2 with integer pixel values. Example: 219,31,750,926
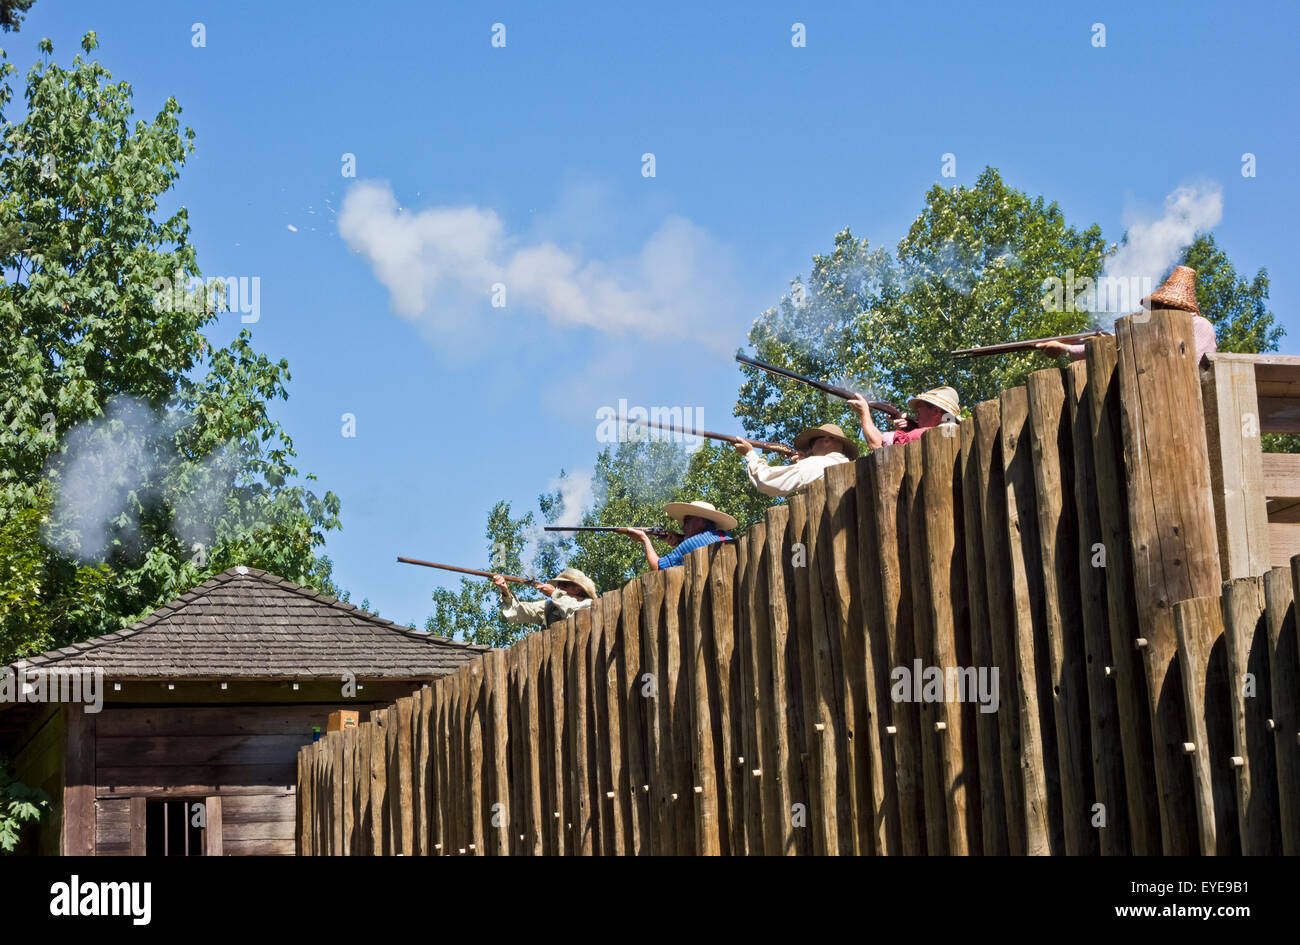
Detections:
0,565,487,855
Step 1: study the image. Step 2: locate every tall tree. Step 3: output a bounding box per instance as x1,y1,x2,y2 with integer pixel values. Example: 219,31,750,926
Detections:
1182,232,1281,354
0,34,342,662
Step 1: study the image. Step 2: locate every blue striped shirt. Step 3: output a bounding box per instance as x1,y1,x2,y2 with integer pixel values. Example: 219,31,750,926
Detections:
657,528,729,569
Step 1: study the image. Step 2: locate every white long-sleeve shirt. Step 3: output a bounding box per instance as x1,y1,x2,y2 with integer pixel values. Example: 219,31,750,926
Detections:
499,590,590,627
744,450,850,498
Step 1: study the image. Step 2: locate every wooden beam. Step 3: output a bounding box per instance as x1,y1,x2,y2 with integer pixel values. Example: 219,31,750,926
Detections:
1202,356,1270,579
921,427,980,854
1275,564,1300,853
130,795,146,857
1083,335,1163,855
61,705,95,856
1065,358,1130,855
824,463,873,854
1000,386,1061,854
1116,310,1220,854
958,415,1009,855
205,795,223,856
1221,577,1282,854
1172,596,1238,855
971,399,1027,855
1026,367,1096,855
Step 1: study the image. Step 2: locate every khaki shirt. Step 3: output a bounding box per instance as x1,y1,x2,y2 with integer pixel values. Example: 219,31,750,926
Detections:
500,589,591,627
744,450,850,497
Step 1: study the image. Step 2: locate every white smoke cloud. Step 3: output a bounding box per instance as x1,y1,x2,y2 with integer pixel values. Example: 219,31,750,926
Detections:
549,470,594,527
519,470,595,576
44,396,236,564
45,397,157,562
1088,183,1223,317
338,181,745,352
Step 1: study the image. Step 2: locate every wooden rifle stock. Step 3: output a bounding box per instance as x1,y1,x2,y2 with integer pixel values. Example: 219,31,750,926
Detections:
949,328,1112,359
735,353,914,424
397,556,540,587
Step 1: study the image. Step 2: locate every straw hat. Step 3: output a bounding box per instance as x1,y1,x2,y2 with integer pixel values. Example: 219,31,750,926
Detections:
553,567,598,601
663,500,738,532
1141,265,1200,314
793,422,860,460
908,386,961,419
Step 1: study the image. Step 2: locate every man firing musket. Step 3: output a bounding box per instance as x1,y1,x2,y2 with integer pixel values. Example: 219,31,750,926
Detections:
491,568,597,627
397,556,597,627
733,423,858,497
951,267,1217,363
1034,266,1217,362
737,352,958,452
848,387,961,449
619,500,735,571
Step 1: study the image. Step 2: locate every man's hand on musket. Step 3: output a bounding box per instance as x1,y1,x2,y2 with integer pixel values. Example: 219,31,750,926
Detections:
847,393,886,450
1035,339,1072,357
534,582,556,597
732,437,754,457
491,574,513,598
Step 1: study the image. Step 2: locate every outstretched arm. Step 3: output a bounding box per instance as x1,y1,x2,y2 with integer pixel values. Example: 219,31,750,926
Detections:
619,527,662,570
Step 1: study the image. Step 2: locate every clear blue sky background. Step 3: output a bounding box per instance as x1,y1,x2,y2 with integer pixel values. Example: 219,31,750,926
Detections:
22,0,1300,627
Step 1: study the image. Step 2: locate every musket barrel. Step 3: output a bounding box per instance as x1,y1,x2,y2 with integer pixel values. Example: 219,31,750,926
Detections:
736,353,910,421
544,526,671,534
950,328,1111,358
397,557,537,586
626,416,796,456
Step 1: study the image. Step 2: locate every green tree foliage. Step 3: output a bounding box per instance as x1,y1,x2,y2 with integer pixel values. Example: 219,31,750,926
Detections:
0,35,341,663
1183,232,1280,354
0,1,34,33
0,756,48,854
737,168,1108,444
425,500,537,647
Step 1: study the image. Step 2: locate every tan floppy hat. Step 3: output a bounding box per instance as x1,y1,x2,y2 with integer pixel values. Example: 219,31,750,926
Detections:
793,422,860,460
1141,265,1200,314
908,386,961,419
663,500,738,532
553,567,597,601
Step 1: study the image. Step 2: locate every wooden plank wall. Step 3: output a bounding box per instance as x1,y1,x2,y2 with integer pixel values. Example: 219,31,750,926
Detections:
298,312,1298,856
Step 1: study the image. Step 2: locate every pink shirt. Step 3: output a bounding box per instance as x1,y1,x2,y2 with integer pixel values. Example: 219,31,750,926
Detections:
1064,315,1217,361
880,426,930,447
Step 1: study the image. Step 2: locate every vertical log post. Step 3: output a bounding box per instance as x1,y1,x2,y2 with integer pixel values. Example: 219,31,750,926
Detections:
1084,335,1162,855
1115,310,1222,854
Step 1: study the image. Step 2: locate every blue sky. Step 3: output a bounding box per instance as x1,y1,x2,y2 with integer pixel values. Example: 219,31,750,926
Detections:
22,0,1300,626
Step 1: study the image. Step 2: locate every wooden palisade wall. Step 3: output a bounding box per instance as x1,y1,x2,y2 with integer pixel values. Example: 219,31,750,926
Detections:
298,312,1299,855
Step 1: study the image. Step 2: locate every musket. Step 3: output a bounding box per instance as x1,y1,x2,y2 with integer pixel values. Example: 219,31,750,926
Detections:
397,557,542,588
544,525,676,537
627,416,797,457
949,328,1112,359
735,353,914,425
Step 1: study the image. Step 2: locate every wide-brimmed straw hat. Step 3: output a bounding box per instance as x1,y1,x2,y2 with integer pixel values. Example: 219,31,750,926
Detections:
907,386,961,419
1141,265,1200,314
663,500,738,532
793,422,860,460
553,567,598,601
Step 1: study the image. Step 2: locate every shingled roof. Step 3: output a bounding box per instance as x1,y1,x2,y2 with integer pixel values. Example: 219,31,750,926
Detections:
14,566,490,680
